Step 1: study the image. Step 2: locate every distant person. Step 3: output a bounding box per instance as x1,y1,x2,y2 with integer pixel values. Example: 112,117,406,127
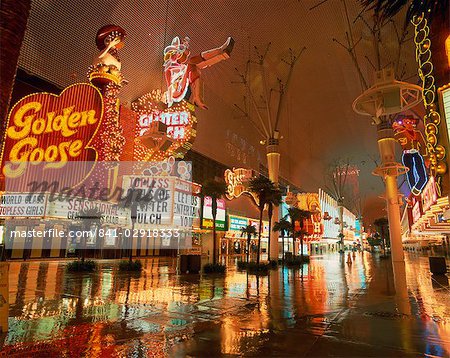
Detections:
346,252,352,264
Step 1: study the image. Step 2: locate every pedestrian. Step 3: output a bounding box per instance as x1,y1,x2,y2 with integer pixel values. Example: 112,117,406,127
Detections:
346,252,352,264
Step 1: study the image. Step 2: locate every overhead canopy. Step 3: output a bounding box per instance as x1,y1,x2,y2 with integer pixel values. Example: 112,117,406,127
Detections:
17,0,425,224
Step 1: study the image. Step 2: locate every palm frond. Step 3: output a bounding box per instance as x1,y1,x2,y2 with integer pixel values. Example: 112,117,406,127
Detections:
360,0,448,23
240,224,257,237
201,178,227,199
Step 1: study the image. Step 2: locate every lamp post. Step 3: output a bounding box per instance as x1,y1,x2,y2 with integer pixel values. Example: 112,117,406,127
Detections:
267,135,281,260
353,68,421,301
235,45,305,262
338,200,344,252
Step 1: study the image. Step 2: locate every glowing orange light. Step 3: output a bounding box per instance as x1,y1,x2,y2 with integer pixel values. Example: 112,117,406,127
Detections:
446,35,450,68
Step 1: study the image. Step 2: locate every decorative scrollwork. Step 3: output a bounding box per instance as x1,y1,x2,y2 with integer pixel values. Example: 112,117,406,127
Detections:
412,15,447,195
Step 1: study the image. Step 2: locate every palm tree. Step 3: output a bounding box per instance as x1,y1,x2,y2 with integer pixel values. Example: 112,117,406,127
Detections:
284,207,311,260
273,219,291,262
297,209,312,261
240,224,257,263
248,176,277,265
266,187,282,262
284,207,301,256
373,217,389,255
78,207,103,262
360,0,448,24
200,179,227,265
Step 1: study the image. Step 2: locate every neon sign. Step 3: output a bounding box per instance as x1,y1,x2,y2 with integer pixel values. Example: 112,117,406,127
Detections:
163,37,190,107
132,90,196,161
224,168,254,200
138,110,191,139
412,16,447,195
393,116,428,196
202,197,226,230
132,36,233,161
1,83,103,180
422,176,438,212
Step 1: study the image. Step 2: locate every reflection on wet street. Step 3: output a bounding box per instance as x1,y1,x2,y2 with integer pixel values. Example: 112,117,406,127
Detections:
1,252,449,357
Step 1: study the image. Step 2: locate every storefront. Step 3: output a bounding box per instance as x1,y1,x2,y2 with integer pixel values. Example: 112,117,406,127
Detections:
406,176,450,247
0,174,202,260
199,196,227,262
223,215,247,255
223,214,270,257
0,193,129,259
318,188,358,251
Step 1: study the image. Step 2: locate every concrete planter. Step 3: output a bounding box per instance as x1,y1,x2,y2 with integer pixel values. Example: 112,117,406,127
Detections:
429,257,447,275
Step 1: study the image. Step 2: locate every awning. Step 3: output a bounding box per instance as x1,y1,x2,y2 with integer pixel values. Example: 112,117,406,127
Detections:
411,195,450,234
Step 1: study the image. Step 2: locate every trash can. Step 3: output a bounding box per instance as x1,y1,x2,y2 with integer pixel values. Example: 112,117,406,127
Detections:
429,257,447,275
188,255,201,274
179,255,189,273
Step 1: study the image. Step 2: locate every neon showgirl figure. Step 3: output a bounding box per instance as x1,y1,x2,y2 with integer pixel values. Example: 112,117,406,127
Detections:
393,116,428,196
163,36,234,109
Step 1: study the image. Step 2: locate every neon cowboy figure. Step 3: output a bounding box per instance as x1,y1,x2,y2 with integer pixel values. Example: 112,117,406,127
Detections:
163,36,234,109
393,116,428,196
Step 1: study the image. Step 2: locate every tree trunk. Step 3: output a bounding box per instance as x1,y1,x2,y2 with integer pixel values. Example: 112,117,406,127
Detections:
0,0,31,152
246,234,250,263
81,222,91,263
212,198,217,265
292,224,297,256
129,221,134,263
268,204,273,262
338,204,344,252
281,234,285,263
300,220,304,260
212,222,217,264
257,209,263,265
81,236,86,263
300,234,304,260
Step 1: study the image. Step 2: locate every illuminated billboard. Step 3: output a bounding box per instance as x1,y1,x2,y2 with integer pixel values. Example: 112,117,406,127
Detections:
202,197,226,231
1,83,103,185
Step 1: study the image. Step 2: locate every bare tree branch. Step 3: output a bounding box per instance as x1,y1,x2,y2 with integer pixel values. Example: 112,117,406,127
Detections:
234,67,270,137
274,47,306,131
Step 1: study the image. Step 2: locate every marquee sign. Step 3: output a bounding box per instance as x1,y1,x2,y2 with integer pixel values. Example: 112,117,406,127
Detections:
121,175,175,227
224,168,255,200
0,193,46,217
421,176,438,213
229,215,248,231
1,83,103,185
45,197,129,225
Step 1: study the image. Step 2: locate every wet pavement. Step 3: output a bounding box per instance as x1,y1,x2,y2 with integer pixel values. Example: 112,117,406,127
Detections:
0,251,449,357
